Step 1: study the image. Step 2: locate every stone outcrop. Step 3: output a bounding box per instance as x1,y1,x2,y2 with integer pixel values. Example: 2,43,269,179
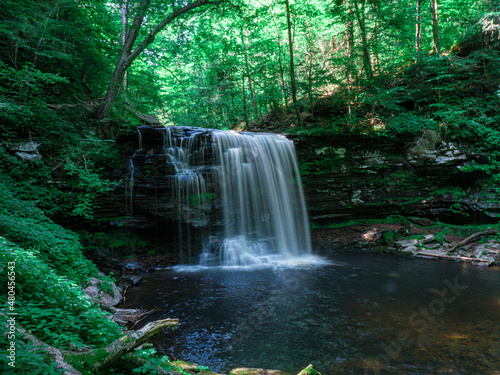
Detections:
291,133,500,225
98,126,500,238
4,140,41,161
97,125,220,232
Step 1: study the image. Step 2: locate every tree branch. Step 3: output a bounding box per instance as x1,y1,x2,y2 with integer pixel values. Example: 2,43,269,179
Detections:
128,0,223,63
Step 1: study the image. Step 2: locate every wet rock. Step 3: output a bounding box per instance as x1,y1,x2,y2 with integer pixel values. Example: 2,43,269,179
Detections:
99,282,122,306
403,245,418,255
291,133,498,224
83,285,99,298
4,141,41,161
419,234,436,244
396,239,418,248
122,274,143,285
123,261,145,274
361,227,388,243
407,217,434,227
422,241,440,249
83,277,123,306
5,141,39,152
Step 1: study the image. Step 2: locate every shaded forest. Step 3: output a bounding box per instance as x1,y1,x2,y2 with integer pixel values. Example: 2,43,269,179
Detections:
1,0,500,373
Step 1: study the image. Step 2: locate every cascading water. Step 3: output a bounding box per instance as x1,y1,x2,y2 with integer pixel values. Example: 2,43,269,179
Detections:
201,130,311,266
125,158,135,216
160,127,312,267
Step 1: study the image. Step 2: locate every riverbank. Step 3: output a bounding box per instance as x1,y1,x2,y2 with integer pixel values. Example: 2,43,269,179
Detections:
311,220,500,266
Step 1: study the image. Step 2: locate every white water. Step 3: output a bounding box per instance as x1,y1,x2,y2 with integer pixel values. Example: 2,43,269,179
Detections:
162,127,312,267
205,130,311,266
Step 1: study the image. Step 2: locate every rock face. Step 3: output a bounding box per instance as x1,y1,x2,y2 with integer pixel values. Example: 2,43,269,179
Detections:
291,133,500,225
4,140,41,161
98,125,220,232
97,126,500,252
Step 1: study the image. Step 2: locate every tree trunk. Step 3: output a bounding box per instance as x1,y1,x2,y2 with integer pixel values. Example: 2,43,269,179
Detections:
415,0,423,62
1,312,179,374
430,0,440,54
284,0,302,126
241,76,249,127
70,318,179,373
121,0,128,92
345,0,355,125
95,0,223,135
353,0,373,80
270,8,288,109
242,28,259,120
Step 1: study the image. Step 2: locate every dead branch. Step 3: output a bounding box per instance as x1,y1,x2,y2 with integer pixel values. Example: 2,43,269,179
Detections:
450,229,496,253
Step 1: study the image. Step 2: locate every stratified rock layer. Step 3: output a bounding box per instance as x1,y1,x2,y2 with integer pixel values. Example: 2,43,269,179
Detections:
291,133,500,225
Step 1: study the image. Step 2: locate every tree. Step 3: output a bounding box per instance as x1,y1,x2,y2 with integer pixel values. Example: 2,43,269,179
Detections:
415,0,424,62
352,0,373,79
284,0,303,126
430,0,440,54
95,0,224,136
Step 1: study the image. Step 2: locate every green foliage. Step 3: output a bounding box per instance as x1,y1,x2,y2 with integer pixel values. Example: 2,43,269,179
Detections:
0,237,122,351
0,329,64,374
85,232,153,255
384,113,439,138
435,227,450,244
0,61,69,102
97,273,116,295
0,179,98,282
132,349,191,374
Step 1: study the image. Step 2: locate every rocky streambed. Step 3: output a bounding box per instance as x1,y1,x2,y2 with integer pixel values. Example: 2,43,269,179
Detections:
312,221,500,266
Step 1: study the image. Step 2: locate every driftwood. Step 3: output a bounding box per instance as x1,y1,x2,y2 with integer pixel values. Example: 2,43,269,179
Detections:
87,295,153,325
417,252,491,263
449,229,496,253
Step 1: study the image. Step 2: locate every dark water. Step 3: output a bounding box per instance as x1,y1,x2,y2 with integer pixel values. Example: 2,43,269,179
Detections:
124,252,500,374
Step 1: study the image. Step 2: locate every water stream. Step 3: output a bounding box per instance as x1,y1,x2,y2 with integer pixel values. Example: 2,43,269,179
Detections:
124,252,500,374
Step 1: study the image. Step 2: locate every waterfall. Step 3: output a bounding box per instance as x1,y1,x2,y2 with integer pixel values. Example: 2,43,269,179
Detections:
163,127,312,267
125,157,135,217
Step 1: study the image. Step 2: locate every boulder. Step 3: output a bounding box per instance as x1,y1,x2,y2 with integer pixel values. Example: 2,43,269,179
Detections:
4,141,41,161
419,234,436,244
99,282,122,306
396,239,418,248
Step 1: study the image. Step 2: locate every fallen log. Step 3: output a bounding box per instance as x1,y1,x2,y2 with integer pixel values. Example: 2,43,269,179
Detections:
67,318,179,373
449,229,496,253
2,311,180,374
417,252,491,263
87,295,153,325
